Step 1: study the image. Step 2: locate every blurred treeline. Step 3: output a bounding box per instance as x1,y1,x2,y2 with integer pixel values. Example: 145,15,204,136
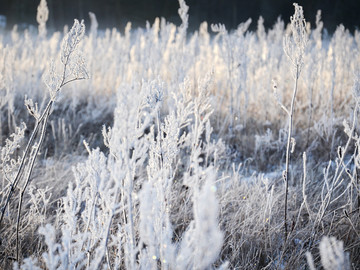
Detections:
0,0,359,33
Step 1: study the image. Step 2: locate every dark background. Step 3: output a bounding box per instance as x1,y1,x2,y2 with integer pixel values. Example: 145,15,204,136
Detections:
0,0,359,33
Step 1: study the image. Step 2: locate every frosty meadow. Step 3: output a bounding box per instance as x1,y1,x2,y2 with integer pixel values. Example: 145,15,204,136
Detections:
0,0,359,269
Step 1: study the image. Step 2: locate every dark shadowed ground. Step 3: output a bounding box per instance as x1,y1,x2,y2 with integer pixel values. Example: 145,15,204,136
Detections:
0,0,359,33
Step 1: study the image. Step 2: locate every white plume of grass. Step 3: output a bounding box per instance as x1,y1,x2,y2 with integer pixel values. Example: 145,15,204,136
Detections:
36,0,49,39
307,236,350,270
176,167,224,270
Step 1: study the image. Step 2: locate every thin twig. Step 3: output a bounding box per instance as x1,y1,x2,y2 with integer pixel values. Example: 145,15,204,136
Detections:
284,65,300,240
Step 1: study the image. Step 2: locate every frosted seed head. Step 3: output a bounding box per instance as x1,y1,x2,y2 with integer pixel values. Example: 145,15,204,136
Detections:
211,23,227,34
43,60,61,100
316,10,322,28
68,52,89,80
36,0,49,24
283,3,308,77
178,0,189,27
89,12,98,37
319,236,349,270
61,19,85,65
24,96,40,119
145,79,164,109
37,0,49,38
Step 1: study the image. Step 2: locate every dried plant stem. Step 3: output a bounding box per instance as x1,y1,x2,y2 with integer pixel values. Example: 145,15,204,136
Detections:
281,3,307,242
284,65,299,240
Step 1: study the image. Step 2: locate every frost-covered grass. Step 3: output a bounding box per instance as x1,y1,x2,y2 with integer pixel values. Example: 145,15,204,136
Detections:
0,0,359,269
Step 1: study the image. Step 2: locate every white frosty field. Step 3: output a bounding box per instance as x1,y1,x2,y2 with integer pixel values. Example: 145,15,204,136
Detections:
0,0,359,269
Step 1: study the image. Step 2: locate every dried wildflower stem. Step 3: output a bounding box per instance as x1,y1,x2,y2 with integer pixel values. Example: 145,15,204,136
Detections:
282,3,307,241
284,64,299,239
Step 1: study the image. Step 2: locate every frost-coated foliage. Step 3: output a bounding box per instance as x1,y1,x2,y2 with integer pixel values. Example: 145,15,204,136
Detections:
306,236,350,270
1,0,360,269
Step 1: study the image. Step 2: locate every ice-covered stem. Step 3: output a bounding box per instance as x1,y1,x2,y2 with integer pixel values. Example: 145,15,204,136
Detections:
282,3,308,241
36,0,49,38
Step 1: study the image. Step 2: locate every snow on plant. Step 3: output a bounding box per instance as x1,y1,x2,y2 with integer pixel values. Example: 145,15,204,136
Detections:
211,20,251,134
319,236,350,270
21,73,225,269
176,167,224,270
88,12,99,39
307,236,350,270
0,123,26,185
283,4,308,78
137,72,226,269
177,0,189,39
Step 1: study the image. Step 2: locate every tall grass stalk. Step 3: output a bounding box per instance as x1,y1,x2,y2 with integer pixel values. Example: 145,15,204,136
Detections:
282,3,308,240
